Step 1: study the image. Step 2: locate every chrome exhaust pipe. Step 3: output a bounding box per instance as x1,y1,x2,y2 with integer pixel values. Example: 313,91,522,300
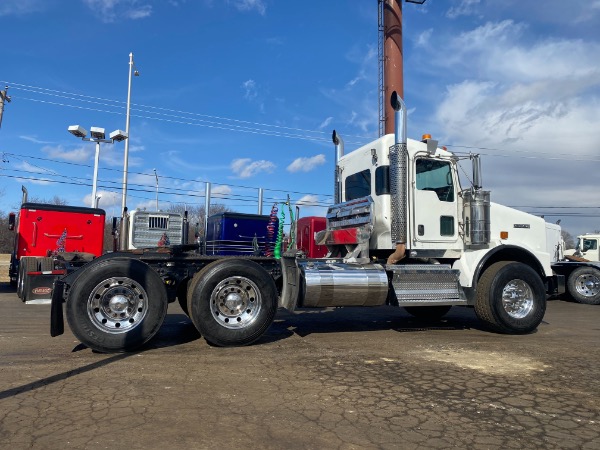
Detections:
332,130,344,204
389,91,408,247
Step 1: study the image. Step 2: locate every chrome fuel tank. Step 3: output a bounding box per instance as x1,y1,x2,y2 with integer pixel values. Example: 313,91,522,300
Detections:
300,260,389,307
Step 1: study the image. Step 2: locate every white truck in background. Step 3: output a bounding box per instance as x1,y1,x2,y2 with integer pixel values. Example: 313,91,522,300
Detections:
552,233,600,305
564,234,600,261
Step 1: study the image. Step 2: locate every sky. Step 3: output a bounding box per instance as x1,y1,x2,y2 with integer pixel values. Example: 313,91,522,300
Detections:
0,0,599,238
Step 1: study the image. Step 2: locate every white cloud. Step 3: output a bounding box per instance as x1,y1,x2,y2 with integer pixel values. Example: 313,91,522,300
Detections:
319,43,379,137
231,158,275,178
242,79,257,100
429,20,600,148
84,190,121,209
295,194,328,218
12,161,53,185
42,145,91,163
415,28,433,48
211,185,232,198
445,20,600,85
318,117,333,130
0,0,44,16
125,5,152,19
82,0,153,22
447,0,480,19
19,135,53,145
287,154,326,173
295,194,320,207
410,17,600,236
229,0,266,15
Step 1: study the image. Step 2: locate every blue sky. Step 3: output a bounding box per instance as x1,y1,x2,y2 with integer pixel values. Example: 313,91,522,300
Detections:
1,0,599,237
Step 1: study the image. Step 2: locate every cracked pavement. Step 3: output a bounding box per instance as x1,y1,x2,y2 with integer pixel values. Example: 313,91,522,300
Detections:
0,283,598,449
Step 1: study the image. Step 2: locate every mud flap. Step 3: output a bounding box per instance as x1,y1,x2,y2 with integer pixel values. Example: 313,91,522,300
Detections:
50,280,65,337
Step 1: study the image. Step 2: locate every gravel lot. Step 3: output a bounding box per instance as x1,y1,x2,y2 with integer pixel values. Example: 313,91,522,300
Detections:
0,278,598,450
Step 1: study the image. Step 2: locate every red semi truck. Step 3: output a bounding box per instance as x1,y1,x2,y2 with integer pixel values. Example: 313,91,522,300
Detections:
8,201,192,303
8,202,106,303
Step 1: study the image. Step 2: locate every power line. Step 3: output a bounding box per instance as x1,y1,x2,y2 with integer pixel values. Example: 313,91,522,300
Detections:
5,82,600,162
3,82,374,145
1,152,335,198
4,81,377,140
0,172,334,208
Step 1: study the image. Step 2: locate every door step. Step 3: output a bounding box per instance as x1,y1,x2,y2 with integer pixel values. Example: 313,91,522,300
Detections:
386,264,468,306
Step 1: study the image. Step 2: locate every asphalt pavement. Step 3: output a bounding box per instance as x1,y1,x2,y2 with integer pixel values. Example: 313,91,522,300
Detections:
0,282,598,450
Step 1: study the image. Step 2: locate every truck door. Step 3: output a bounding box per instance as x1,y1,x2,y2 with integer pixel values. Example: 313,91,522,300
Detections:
580,238,599,261
412,158,459,246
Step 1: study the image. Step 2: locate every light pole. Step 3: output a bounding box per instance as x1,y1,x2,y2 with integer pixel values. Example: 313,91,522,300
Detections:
153,168,159,211
68,125,128,207
121,52,139,219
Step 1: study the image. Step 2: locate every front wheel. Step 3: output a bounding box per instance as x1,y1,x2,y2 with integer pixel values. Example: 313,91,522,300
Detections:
567,266,600,305
475,261,546,334
66,258,168,353
187,259,278,347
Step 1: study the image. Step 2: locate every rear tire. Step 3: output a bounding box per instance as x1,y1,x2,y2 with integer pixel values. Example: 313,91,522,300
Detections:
18,257,39,301
567,266,600,305
176,278,190,316
66,257,168,353
475,261,546,334
188,259,278,347
39,257,54,271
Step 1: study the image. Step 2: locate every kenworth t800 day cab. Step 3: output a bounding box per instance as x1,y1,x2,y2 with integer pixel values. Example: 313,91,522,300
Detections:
50,93,563,353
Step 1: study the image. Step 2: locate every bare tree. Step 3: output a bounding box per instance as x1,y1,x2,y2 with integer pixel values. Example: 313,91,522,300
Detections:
561,229,575,249
166,203,232,244
0,211,15,253
12,194,69,210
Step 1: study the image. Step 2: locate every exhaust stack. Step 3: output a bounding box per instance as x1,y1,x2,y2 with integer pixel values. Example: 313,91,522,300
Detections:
332,130,344,204
389,91,408,248
462,154,490,246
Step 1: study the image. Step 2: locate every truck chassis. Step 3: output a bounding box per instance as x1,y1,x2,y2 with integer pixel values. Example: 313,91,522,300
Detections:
51,243,552,353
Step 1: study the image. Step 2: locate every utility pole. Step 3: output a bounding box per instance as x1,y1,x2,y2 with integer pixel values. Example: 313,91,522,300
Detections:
379,1,427,136
153,168,159,211
0,86,11,129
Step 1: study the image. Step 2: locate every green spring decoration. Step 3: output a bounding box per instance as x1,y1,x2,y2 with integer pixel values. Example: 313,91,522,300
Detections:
274,206,285,259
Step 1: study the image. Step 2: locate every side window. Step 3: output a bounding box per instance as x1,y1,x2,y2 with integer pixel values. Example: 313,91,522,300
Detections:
440,216,454,236
375,166,390,195
583,239,597,251
415,159,454,202
345,169,371,201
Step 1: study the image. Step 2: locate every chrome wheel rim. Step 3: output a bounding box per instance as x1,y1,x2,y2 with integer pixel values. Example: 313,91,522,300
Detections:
575,273,600,298
210,276,262,329
502,279,534,319
87,277,148,334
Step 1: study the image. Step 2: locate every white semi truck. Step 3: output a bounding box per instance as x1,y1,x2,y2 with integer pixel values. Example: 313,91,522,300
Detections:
552,233,600,305
50,93,565,352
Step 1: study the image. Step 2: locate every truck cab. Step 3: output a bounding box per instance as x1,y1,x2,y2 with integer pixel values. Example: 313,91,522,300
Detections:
570,235,600,262
335,132,557,291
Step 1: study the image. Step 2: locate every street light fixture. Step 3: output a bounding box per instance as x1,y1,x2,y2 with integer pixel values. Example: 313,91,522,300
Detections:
68,124,128,208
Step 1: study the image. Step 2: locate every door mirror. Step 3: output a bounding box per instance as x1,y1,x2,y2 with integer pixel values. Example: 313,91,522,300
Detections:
8,212,16,231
